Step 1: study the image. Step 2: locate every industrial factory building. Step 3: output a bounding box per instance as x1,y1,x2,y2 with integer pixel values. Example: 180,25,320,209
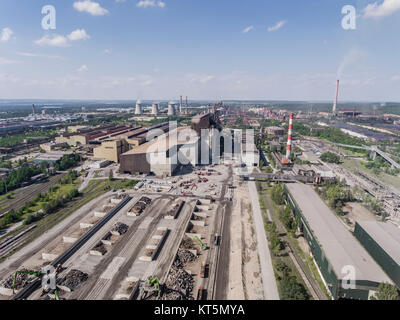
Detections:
354,221,400,289
119,126,199,177
285,183,392,300
263,126,285,137
93,123,169,163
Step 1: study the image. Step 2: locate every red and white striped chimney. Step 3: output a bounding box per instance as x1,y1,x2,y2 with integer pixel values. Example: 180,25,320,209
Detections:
286,113,294,160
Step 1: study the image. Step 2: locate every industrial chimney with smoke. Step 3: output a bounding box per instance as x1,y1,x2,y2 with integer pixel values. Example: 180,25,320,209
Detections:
332,80,339,116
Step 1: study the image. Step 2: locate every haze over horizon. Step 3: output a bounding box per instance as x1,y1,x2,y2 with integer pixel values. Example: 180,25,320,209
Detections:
1,0,400,101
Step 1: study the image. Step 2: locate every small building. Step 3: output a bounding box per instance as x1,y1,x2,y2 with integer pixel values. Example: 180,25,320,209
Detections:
354,221,400,289
40,142,68,152
285,183,392,300
263,126,285,137
34,151,72,164
91,160,112,169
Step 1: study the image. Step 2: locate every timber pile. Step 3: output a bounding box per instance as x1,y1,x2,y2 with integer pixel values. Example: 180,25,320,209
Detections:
60,269,88,291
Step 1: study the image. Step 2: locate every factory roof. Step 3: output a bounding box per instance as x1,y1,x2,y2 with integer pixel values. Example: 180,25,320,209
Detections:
121,126,197,156
356,221,400,266
286,183,392,284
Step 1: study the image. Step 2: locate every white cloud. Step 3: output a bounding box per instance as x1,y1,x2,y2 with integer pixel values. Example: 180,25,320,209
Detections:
35,29,90,47
73,0,109,16
16,52,63,59
0,57,19,64
267,20,287,32
391,75,400,81
363,0,400,18
34,34,70,47
78,65,89,73
137,0,166,8
242,26,254,34
68,29,90,41
1,27,13,42
187,74,216,84
103,49,112,54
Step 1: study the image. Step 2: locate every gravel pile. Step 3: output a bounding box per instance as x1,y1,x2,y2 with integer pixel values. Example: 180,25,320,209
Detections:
60,269,88,291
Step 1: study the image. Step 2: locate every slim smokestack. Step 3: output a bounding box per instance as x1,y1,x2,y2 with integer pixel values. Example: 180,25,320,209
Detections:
333,80,339,116
180,95,183,114
32,104,35,115
286,113,294,160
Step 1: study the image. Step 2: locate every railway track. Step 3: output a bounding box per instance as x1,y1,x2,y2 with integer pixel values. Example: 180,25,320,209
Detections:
0,179,105,261
12,195,132,300
0,173,67,217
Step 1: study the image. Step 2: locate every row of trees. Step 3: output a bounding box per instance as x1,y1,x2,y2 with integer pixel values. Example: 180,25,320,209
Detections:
293,123,366,147
0,164,43,195
54,154,81,171
275,261,310,300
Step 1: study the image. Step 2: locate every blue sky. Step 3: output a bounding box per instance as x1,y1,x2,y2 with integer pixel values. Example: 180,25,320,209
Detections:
0,0,400,101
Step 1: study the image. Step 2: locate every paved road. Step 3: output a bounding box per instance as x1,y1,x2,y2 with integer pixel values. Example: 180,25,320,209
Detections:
79,169,95,192
248,181,279,300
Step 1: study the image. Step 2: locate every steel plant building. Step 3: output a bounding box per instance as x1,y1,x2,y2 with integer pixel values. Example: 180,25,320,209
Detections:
285,183,392,300
354,221,400,289
119,126,199,177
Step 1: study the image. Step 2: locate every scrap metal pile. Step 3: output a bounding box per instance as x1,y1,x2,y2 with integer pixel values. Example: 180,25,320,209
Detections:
111,222,129,236
162,250,196,300
2,269,31,290
60,269,88,291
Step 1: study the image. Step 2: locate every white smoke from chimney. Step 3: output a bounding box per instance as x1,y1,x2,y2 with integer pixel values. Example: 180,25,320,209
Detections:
337,48,364,79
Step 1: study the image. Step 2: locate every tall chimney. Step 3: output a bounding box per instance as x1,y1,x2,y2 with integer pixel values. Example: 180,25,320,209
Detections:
32,104,35,115
333,80,339,116
180,95,183,114
286,113,294,160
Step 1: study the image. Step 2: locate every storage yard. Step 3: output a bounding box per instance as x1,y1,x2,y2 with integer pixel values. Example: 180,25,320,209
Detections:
0,162,234,301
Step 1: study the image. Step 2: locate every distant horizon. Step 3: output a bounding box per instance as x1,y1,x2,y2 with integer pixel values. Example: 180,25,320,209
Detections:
0,98,398,105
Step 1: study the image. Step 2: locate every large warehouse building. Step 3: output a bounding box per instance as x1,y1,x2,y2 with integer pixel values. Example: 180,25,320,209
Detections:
93,123,169,163
354,221,400,289
119,126,199,177
285,183,392,300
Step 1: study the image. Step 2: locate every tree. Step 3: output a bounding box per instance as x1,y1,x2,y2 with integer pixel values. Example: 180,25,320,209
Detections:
321,152,341,164
109,170,114,182
279,275,310,300
268,222,283,256
271,184,286,206
370,283,400,300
